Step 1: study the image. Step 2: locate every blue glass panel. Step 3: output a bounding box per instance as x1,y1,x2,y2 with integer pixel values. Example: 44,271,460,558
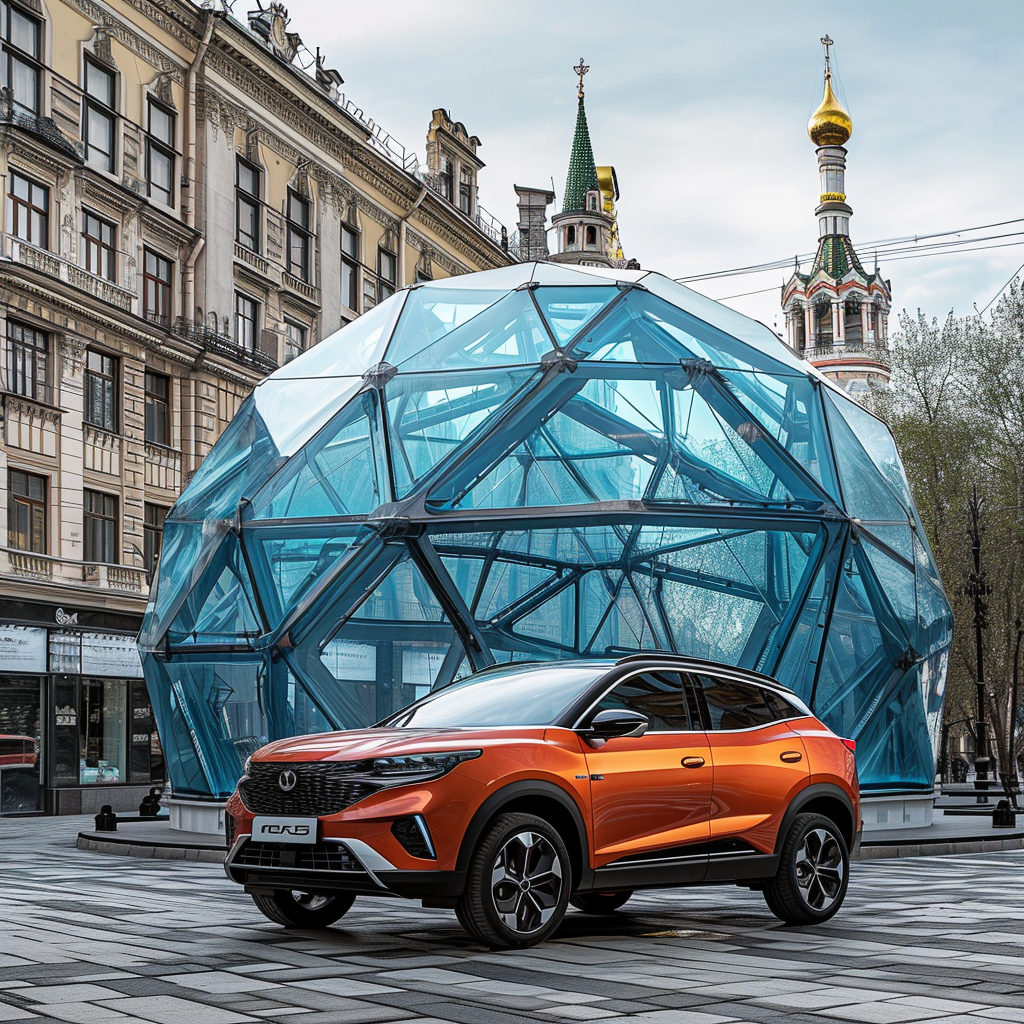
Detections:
249,393,383,520
530,263,629,286
139,519,232,651
720,370,839,498
252,376,362,457
825,390,914,510
272,292,405,379
148,657,269,798
167,534,262,646
660,575,766,666
854,659,943,790
317,557,468,722
771,559,832,704
532,287,618,345
387,288,549,370
859,533,916,647
823,391,909,523
386,368,540,497
813,548,903,739
586,572,664,654
642,274,808,373
914,532,954,657
513,582,576,648
247,525,367,618
171,397,284,523
425,264,535,291
433,526,626,569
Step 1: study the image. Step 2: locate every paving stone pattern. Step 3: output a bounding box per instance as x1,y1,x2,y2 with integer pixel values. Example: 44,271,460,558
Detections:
2,816,1024,1024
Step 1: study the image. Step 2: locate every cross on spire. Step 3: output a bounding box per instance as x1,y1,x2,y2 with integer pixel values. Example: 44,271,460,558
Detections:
821,35,834,74
574,57,590,100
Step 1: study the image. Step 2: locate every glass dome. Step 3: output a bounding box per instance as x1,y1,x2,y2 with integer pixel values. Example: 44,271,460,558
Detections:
141,262,952,800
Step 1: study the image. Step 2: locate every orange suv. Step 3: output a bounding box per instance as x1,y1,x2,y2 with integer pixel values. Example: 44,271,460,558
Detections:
225,655,860,948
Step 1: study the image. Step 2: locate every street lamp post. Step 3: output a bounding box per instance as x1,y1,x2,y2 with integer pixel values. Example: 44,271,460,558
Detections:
967,485,992,795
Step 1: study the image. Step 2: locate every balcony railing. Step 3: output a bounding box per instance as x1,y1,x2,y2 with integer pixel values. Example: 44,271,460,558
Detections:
1,234,136,312
804,342,891,367
0,546,149,596
172,318,277,373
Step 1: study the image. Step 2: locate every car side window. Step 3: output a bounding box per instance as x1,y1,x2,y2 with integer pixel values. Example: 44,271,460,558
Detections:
764,689,803,721
695,675,776,730
594,672,691,732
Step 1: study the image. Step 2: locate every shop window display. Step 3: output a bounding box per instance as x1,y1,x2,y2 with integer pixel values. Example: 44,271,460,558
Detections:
0,677,41,813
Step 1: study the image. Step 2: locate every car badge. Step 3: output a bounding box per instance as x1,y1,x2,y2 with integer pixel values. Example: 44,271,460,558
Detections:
278,769,297,792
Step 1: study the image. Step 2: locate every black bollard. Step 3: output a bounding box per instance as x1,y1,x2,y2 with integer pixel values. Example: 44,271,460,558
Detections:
993,799,1016,828
139,787,163,817
94,805,118,832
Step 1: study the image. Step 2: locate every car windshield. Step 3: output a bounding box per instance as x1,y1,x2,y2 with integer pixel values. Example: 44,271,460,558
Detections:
384,663,607,729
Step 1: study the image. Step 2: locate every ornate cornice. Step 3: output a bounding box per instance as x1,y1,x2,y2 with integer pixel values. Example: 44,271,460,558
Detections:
57,0,189,82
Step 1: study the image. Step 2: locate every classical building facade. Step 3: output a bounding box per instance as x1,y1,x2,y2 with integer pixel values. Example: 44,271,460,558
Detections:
781,39,891,398
0,0,510,815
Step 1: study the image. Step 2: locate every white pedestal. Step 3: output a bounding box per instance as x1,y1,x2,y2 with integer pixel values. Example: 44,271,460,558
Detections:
860,792,934,831
169,797,226,835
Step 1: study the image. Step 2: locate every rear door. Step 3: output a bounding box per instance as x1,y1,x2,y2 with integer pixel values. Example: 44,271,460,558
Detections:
691,672,809,860
583,670,713,877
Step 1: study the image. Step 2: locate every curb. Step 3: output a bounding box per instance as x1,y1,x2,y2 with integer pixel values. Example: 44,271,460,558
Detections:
77,833,225,864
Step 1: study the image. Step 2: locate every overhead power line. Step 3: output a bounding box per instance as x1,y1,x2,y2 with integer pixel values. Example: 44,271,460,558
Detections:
675,217,1024,285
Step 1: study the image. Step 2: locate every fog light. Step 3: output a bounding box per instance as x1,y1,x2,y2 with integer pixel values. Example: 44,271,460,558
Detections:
391,815,436,859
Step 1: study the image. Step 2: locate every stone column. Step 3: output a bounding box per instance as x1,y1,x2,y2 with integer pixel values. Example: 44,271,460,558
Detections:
861,302,870,343
804,305,814,355
833,300,845,345
57,335,86,564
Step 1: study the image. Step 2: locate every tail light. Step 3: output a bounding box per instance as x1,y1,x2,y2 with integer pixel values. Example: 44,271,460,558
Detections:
841,738,857,753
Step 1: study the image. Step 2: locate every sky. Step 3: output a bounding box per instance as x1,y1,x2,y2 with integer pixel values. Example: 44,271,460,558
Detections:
276,0,1024,333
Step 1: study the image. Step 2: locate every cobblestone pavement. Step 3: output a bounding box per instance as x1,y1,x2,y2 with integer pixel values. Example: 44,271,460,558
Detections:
2,817,1024,1024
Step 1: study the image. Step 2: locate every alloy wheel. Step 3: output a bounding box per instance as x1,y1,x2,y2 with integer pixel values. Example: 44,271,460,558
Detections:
490,830,564,934
793,827,844,911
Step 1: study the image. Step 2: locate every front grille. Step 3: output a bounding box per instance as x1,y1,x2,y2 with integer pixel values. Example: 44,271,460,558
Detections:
233,840,363,872
238,761,384,815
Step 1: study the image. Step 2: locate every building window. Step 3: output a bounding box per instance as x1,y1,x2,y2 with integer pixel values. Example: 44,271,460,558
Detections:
1,0,41,116
439,158,453,203
143,503,166,576
84,349,118,433
459,167,474,215
8,468,46,553
286,190,311,282
82,210,116,281
7,171,48,247
143,249,172,326
146,99,175,207
340,224,359,312
585,225,597,248
362,275,377,311
144,370,170,446
378,247,397,301
565,225,576,248
83,489,117,564
83,57,116,173
236,158,261,252
283,319,307,363
235,292,259,351
6,321,49,403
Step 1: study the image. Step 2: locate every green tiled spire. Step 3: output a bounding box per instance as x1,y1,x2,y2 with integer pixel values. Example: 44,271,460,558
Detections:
562,95,599,213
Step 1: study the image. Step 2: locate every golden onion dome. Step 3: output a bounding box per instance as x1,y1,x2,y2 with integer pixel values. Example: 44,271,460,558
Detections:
808,73,852,146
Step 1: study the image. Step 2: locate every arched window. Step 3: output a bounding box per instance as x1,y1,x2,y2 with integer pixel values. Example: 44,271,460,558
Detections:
565,225,576,247
585,225,597,248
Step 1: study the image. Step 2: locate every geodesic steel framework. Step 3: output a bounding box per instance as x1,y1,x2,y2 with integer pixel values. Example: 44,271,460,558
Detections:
140,262,952,801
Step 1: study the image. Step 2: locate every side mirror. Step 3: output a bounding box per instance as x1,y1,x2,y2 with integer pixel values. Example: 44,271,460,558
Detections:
580,708,649,747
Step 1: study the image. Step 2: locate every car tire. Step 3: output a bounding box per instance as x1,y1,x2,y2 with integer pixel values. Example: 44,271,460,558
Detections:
251,890,355,928
764,812,849,925
570,890,633,914
455,812,571,949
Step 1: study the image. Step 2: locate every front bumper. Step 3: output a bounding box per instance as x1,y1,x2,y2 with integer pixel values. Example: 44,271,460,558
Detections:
224,835,465,899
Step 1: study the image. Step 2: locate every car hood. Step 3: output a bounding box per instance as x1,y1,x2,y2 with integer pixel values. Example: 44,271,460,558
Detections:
253,727,549,762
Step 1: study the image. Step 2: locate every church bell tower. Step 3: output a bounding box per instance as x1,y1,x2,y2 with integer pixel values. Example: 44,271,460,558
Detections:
782,37,891,398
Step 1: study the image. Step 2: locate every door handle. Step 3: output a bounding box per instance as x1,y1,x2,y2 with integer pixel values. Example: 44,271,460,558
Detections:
780,750,803,763
681,756,705,768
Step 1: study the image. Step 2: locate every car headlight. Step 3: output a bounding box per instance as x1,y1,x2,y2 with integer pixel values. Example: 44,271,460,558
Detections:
371,749,482,783
242,756,252,778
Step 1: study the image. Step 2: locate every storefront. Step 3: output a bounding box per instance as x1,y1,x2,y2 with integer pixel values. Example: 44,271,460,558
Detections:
0,600,163,816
